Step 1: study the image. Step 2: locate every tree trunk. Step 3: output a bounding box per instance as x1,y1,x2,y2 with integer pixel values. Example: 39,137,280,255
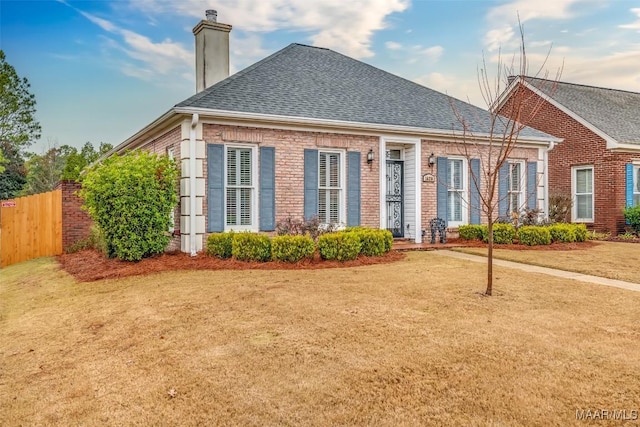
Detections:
486,213,493,296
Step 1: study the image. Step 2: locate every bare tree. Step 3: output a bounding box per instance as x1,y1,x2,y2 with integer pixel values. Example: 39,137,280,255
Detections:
449,20,561,296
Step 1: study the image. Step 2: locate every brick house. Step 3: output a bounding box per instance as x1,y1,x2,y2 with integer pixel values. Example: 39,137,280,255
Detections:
106,11,556,254
497,76,640,233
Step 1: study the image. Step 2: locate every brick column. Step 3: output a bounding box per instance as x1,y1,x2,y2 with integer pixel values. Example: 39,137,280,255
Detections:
55,180,93,250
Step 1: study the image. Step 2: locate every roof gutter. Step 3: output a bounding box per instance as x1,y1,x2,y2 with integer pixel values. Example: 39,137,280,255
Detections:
173,106,560,146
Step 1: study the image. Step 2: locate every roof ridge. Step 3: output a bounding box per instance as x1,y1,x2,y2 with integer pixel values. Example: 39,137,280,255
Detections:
521,75,640,96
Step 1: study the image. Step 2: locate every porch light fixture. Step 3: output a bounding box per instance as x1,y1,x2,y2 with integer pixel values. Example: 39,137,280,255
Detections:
367,149,374,164
428,153,435,167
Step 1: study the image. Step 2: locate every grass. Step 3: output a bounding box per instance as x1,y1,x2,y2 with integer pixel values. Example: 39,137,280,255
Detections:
2,252,640,425
456,241,640,283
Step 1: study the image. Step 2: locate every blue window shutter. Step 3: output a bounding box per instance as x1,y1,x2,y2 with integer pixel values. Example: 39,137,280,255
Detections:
347,151,361,226
259,147,275,231
470,158,481,224
304,149,319,220
626,163,634,208
207,144,224,232
498,162,509,217
527,161,537,210
436,157,448,225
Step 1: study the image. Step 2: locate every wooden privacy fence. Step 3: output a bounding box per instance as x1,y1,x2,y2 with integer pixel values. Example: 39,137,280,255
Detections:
1,190,63,267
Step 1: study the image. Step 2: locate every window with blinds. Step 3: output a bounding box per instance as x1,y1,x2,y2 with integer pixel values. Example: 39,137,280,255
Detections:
508,162,524,215
447,158,464,223
319,152,341,224
226,147,253,226
573,166,593,221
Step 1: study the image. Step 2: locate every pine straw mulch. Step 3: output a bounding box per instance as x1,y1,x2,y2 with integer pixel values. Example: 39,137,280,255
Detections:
57,249,406,282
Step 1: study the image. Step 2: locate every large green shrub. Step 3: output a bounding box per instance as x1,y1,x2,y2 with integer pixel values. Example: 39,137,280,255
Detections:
271,235,316,263
548,223,577,243
80,150,178,261
206,232,234,259
517,226,551,246
624,205,640,234
573,223,588,242
346,228,390,256
483,223,516,244
458,225,484,240
318,232,362,261
231,233,271,262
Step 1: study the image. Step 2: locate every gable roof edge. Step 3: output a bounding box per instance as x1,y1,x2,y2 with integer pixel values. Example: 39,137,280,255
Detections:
499,78,619,149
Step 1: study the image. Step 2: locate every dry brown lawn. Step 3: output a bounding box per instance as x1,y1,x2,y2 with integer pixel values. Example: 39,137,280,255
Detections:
2,252,640,426
457,241,640,284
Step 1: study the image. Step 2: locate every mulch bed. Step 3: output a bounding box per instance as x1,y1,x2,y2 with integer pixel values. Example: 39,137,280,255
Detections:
57,249,406,282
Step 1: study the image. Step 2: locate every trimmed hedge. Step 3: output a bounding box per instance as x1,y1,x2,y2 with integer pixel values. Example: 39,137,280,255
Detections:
458,225,484,241
548,223,576,243
518,226,551,246
574,223,588,242
483,223,516,244
346,228,392,256
231,233,272,262
318,232,362,261
206,232,234,259
271,235,315,263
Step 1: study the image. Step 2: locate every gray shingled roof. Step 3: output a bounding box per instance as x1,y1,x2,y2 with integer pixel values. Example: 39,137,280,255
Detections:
177,43,550,139
525,76,640,144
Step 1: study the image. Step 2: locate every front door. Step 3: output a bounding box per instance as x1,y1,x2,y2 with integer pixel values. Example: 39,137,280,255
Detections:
386,160,404,237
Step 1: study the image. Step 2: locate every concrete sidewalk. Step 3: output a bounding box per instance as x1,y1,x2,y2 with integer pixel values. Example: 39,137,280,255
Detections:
431,250,640,293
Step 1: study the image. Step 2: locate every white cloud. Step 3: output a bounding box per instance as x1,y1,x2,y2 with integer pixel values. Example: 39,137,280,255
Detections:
386,41,402,50
620,8,640,31
127,0,410,59
418,45,444,61
60,2,193,82
483,0,601,51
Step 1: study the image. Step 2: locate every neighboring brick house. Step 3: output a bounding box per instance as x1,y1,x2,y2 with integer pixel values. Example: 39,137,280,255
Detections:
106,11,556,254
497,76,640,233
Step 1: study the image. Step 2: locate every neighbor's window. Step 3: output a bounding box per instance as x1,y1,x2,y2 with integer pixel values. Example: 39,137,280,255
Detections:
226,147,254,227
634,165,640,206
573,166,593,222
318,151,343,224
447,158,467,226
508,161,525,215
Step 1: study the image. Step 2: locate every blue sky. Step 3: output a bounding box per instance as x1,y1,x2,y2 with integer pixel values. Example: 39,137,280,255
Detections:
2,0,640,152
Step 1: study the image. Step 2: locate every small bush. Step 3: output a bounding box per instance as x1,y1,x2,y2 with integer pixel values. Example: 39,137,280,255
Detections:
517,226,551,246
65,225,107,254
573,223,588,242
548,223,577,243
381,229,393,253
483,223,516,244
587,230,610,241
271,235,316,263
618,232,637,240
318,232,362,261
231,233,271,262
458,225,484,241
548,194,572,223
206,232,234,259
276,216,338,241
624,205,640,235
347,228,388,256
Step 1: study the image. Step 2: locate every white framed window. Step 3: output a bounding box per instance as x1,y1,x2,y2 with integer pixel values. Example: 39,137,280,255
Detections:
318,151,345,225
572,165,594,222
634,165,640,206
508,161,525,215
447,157,468,227
225,145,257,230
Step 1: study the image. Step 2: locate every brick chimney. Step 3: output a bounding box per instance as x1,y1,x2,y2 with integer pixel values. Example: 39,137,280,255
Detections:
193,10,232,93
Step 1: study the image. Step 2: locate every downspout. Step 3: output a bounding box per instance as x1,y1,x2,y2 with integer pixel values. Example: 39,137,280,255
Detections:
189,113,199,257
543,140,555,219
